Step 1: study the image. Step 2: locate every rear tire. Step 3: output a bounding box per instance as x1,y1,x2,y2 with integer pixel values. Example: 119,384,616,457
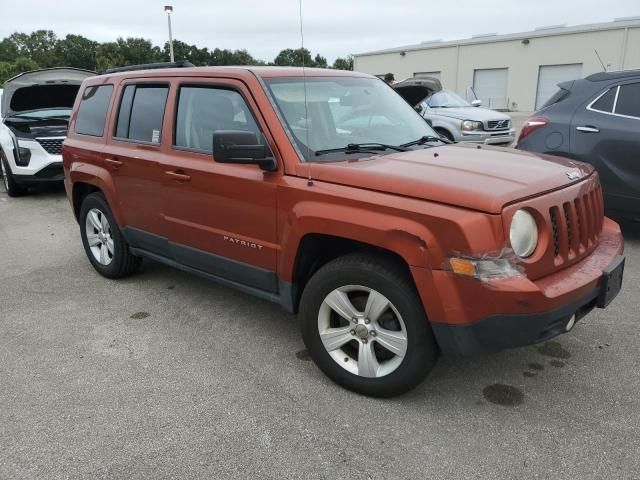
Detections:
1,153,27,197
79,192,141,278
299,253,438,397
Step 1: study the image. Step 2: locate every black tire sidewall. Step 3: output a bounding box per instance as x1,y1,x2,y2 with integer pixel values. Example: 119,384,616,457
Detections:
79,193,132,278
1,154,26,197
300,257,438,397
436,128,454,143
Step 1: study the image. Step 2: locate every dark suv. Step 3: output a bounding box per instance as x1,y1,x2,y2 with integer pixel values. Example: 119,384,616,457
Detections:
516,70,640,218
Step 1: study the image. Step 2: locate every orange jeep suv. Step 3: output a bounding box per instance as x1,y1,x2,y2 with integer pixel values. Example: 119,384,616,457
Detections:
62,64,625,397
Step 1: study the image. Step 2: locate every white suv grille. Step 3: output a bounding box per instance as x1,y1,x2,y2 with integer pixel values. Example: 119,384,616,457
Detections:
36,137,65,155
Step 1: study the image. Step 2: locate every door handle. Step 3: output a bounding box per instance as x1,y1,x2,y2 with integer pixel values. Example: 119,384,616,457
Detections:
165,170,191,182
105,158,123,168
576,126,600,133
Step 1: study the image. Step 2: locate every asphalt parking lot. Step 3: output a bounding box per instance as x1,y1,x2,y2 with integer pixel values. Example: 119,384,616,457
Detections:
1,180,639,479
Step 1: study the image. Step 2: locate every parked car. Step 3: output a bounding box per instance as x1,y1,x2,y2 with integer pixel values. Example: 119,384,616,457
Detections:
0,67,94,196
517,69,640,218
63,65,624,397
393,78,515,145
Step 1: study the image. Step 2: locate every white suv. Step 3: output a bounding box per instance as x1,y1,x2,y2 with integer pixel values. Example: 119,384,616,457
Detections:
0,68,94,196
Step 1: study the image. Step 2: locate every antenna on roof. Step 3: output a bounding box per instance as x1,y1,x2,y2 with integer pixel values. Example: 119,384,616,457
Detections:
299,0,313,186
594,49,607,72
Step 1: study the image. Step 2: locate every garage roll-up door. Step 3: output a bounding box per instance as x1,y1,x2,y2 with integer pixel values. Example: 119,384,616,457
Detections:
473,68,508,109
535,64,582,110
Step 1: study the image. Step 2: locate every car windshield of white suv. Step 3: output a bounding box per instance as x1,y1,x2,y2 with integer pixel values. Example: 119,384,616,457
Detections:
265,77,440,161
13,108,72,120
427,90,471,108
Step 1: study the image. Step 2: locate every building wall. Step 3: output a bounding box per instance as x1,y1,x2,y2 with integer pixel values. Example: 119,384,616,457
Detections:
354,25,640,111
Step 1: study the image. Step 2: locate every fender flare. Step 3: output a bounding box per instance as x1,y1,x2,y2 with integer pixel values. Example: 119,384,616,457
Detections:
277,201,442,282
68,164,123,225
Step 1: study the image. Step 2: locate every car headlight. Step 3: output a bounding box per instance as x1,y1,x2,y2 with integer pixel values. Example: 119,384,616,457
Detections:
510,209,538,258
461,120,483,131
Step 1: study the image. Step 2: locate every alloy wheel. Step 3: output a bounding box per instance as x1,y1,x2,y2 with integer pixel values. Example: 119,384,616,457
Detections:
318,285,408,378
85,208,114,265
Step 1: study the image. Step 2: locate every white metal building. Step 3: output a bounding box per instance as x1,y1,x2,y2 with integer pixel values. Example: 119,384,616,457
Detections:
353,18,640,112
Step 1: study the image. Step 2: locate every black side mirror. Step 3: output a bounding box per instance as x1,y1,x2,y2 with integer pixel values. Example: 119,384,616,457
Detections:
212,130,277,171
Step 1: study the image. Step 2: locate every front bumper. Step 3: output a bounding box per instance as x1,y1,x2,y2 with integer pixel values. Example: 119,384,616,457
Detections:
14,162,64,184
432,255,624,356
412,219,624,356
458,128,516,145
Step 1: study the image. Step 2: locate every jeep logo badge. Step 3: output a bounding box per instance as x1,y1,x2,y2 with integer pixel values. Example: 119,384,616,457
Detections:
566,171,581,180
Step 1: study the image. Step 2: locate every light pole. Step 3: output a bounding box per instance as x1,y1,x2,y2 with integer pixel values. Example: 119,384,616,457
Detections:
165,5,174,63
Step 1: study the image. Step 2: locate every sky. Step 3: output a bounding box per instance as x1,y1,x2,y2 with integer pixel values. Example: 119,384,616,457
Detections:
2,0,639,63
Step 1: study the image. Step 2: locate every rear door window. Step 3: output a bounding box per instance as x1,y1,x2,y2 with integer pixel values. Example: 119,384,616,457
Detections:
115,84,168,144
75,85,113,136
614,83,640,119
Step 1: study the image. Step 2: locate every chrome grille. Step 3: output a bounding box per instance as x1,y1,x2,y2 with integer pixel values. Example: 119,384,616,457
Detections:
549,182,604,264
36,137,64,155
486,119,511,130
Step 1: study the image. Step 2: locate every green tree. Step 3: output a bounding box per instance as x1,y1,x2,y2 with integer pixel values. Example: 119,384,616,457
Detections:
96,37,162,70
96,42,125,71
0,61,15,84
117,37,162,65
163,40,211,65
332,55,353,71
9,30,58,67
210,48,263,66
273,48,315,67
0,38,18,62
313,54,328,68
0,57,40,84
54,34,98,70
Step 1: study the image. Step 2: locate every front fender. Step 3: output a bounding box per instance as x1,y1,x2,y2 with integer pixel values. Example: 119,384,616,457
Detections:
0,123,17,165
278,200,440,282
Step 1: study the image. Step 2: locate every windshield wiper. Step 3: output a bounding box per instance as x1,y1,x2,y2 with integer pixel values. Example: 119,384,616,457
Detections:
401,135,452,147
315,143,408,157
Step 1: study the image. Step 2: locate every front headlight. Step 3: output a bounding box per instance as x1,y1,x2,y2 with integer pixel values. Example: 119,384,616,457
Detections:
461,120,483,131
510,209,538,258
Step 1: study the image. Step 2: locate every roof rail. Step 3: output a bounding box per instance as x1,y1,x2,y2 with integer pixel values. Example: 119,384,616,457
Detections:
102,60,195,74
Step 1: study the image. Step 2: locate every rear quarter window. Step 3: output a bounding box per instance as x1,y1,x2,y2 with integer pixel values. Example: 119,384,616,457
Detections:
75,85,114,136
590,88,616,113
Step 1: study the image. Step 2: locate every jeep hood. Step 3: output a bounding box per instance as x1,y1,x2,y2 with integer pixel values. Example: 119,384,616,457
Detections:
1,67,95,118
306,145,594,214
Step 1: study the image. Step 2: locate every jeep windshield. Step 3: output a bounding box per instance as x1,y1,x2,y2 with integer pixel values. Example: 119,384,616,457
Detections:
265,76,440,161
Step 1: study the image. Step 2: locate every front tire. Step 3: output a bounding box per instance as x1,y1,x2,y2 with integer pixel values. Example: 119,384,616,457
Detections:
300,254,438,397
1,153,27,197
435,128,454,143
79,192,141,278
